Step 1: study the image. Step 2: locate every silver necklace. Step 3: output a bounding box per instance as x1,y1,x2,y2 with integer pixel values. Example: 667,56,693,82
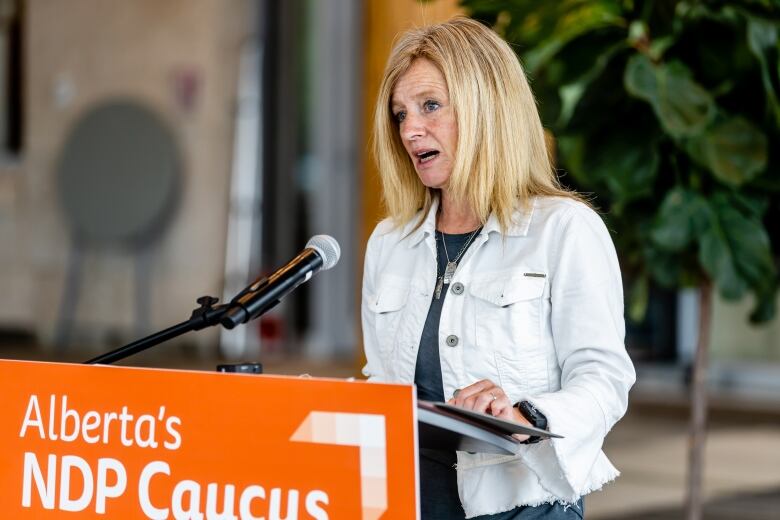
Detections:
434,227,481,299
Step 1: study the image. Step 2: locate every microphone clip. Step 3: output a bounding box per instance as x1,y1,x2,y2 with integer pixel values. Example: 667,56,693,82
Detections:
190,295,229,331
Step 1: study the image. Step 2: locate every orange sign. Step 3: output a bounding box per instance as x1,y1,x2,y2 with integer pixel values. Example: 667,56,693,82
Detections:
0,359,419,519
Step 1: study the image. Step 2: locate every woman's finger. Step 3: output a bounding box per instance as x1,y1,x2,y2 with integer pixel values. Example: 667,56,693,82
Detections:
451,379,495,406
488,395,514,419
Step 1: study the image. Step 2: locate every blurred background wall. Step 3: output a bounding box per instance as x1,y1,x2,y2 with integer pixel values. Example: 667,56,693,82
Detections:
0,0,251,355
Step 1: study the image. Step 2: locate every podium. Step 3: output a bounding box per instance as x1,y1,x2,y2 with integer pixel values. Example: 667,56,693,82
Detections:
0,359,418,519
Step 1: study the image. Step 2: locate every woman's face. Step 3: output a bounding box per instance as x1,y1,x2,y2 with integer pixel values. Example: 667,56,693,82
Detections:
391,58,458,190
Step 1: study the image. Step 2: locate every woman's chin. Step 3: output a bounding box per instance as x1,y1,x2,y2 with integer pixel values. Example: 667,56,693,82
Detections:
416,171,451,190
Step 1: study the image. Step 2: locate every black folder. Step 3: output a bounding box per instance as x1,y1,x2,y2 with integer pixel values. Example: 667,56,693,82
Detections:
417,400,563,455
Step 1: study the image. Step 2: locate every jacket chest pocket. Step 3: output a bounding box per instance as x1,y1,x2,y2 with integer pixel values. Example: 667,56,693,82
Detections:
469,274,549,397
367,278,412,356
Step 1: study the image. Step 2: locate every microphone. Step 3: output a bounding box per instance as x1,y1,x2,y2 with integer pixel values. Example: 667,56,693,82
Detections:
221,235,341,330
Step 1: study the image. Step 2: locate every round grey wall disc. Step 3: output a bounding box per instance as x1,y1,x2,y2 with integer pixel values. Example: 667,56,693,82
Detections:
57,100,180,246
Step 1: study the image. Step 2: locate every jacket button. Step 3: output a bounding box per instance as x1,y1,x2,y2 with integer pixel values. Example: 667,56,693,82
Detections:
451,282,464,295
446,335,459,347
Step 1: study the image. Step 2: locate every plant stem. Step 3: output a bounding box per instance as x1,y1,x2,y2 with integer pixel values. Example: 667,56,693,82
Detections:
685,281,712,520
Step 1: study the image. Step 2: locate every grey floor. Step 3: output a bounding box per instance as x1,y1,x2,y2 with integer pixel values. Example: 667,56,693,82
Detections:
589,393,780,519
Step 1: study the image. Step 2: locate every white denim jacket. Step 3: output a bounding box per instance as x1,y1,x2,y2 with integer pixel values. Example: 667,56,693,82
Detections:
361,196,636,518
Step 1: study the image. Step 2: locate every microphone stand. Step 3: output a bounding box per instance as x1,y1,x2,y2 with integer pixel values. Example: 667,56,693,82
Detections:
84,296,230,365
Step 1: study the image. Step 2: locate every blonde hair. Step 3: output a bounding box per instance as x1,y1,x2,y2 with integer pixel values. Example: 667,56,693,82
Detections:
373,17,579,231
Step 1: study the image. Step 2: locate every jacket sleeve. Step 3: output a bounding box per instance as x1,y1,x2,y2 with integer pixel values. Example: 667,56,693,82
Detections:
521,204,636,500
360,224,388,382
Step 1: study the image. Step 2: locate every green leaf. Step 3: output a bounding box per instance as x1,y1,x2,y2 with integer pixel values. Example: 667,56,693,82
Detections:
557,135,589,186
624,53,658,99
643,242,686,288
625,55,716,138
558,82,587,128
750,283,779,324
556,40,627,127
685,116,769,186
728,190,771,219
698,222,748,299
522,1,625,73
746,16,780,123
627,19,648,46
604,143,659,202
627,273,649,323
648,35,675,61
698,192,776,300
651,187,710,251
657,62,717,137
712,192,775,286
557,126,658,203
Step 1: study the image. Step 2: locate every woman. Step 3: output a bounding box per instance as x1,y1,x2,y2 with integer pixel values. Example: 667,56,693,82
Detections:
361,17,635,519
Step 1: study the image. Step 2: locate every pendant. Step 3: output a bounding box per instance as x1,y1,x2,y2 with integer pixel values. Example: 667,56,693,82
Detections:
434,276,444,300
443,262,457,284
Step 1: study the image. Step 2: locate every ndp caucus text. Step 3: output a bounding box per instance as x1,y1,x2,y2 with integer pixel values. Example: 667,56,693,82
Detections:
18,394,330,519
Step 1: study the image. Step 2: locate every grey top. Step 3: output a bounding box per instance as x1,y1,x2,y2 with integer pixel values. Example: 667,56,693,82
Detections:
414,229,479,402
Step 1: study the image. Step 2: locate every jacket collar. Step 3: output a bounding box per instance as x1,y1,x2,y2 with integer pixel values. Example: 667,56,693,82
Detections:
405,195,536,248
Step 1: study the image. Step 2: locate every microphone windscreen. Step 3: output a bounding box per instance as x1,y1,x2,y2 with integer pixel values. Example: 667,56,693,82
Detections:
307,235,341,270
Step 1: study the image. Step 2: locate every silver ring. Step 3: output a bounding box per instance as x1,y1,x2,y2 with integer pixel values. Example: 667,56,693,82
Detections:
489,392,497,401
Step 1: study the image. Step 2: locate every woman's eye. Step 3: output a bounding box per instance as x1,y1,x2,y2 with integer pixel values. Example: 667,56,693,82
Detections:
394,111,406,123
423,100,440,112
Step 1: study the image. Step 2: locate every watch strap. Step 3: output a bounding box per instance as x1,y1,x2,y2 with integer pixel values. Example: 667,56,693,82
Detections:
515,401,547,444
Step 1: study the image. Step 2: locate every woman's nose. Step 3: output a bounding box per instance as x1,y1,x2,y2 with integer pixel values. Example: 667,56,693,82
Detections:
401,113,425,141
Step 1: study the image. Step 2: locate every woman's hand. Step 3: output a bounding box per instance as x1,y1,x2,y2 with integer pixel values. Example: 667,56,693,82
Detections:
447,379,531,442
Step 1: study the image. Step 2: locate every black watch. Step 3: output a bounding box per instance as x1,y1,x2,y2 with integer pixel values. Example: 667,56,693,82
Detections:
514,401,547,444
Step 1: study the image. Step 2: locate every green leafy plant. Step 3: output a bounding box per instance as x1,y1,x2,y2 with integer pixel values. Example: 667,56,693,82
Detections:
458,0,779,324
453,1,780,518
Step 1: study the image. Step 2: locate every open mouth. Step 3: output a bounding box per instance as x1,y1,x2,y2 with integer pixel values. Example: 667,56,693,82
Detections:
416,150,440,164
